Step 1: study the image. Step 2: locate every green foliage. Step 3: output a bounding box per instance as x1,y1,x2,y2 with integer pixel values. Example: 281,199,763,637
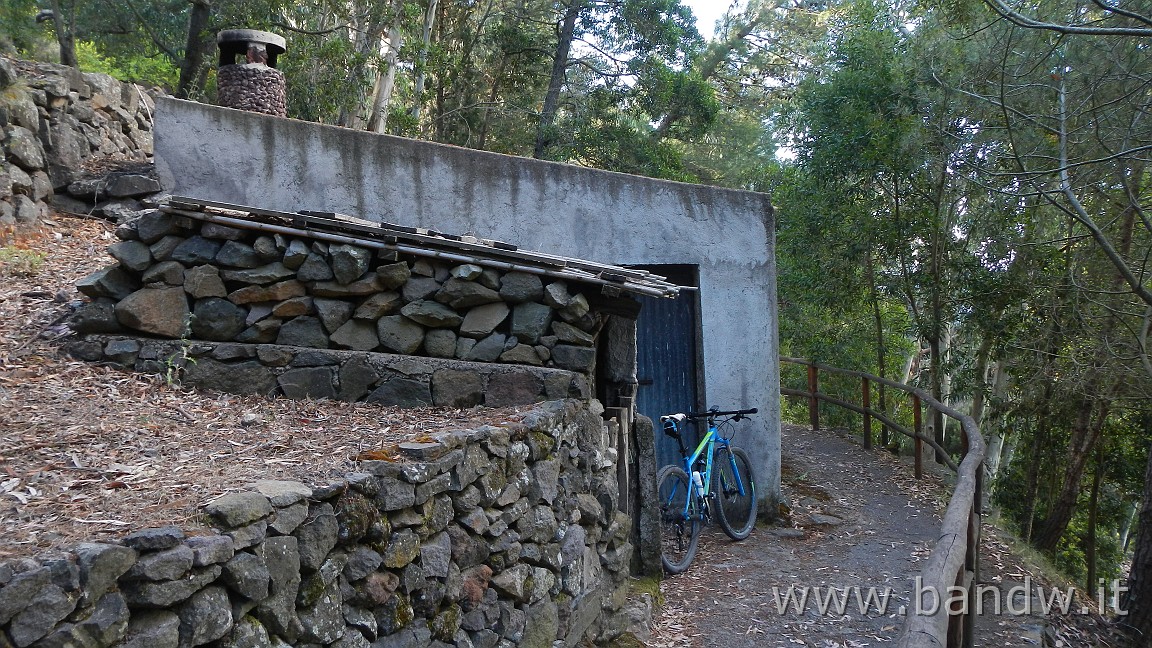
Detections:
74,41,178,88
0,245,46,277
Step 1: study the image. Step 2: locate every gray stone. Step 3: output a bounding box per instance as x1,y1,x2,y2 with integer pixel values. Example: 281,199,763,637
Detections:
296,504,339,572
170,236,223,266
353,292,401,320
217,615,271,648
200,223,246,240
298,577,344,644
498,345,542,366
401,300,462,328
550,345,595,373
176,585,232,647
519,601,558,648
186,535,235,567
338,356,379,401
183,359,278,395
150,235,185,261
462,333,506,363
270,501,309,535
314,298,355,334
272,296,314,317
484,373,544,408
221,262,296,285
223,552,271,601
216,241,263,268
542,281,571,308
76,265,139,300
311,274,385,297
122,526,185,551
435,278,501,310
366,377,433,407
252,481,311,507
133,212,191,245
510,303,552,344
297,253,334,282
276,316,330,348
431,369,483,408
498,273,543,304
559,293,591,322
123,545,194,582
228,519,268,550
417,531,451,579
120,610,180,648
459,302,509,339
206,492,274,528
253,235,281,260
109,240,153,272
0,567,50,625
423,329,457,358
121,565,222,608
448,527,490,570
550,321,594,346
382,529,420,569
4,125,45,169
451,264,483,280
73,543,136,605
289,350,340,367
69,299,122,334
115,287,190,337
343,547,383,582
330,244,372,284
237,320,282,344
376,316,425,354
278,366,336,400
107,174,161,198
283,239,310,269
39,591,130,647
376,261,411,289
192,297,248,341
254,537,302,641
228,280,306,304
402,276,442,302
184,265,228,299
142,261,186,286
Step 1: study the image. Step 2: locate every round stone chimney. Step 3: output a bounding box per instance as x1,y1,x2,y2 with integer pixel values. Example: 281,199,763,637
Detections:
216,29,287,117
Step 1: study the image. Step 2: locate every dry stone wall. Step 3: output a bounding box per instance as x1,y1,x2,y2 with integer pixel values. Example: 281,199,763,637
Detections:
0,57,157,230
68,210,609,406
0,399,639,648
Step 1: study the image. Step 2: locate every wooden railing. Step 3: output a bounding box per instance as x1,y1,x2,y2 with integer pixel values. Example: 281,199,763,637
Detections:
780,358,986,648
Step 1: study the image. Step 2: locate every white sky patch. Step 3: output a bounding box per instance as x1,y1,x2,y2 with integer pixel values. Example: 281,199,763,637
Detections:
683,0,739,38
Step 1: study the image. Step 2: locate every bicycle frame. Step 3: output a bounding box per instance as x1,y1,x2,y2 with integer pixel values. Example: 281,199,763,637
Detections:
668,416,750,520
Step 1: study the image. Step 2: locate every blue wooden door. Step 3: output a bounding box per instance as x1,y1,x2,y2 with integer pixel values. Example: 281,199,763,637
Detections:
633,265,701,468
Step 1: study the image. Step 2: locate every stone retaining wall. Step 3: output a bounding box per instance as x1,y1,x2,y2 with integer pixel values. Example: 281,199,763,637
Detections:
0,399,642,648
0,57,156,230
69,210,611,404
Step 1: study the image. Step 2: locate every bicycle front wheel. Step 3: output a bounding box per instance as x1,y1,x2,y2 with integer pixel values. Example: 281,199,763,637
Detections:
714,446,757,540
657,465,701,574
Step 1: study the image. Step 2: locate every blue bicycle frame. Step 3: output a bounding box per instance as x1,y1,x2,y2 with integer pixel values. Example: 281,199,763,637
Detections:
665,413,751,519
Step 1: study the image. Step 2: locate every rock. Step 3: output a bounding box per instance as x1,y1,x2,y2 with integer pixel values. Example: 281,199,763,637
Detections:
510,303,552,344
183,359,277,395
177,585,232,648
498,273,543,304
296,504,339,572
73,543,137,605
192,298,248,341
70,298,122,334
431,370,483,408
215,241,263,268
377,316,425,354
353,292,402,320
276,316,330,348
223,552,272,601
542,282,571,308
228,280,307,304
498,345,542,366
200,223,246,240
270,501,309,535
462,333,506,363
272,296,313,317
343,548,384,582
329,320,379,351
297,576,344,644
420,532,452,579
550,344,595,373
435,279,501,310
459,303,509,339
311,275,384,298
423,329,457,358
252,481,312,507
217,615,270,648
253,236,280,260
186,535,235,567
42,591,130,647
184,265,228,299
376,262,411,289
236,319,283,344
4,125,45,169
134,212,195,244
338,356,379,401
206,492,274,528
107,174,162,198
402,276,441,302
808,514,844,526
120,610,180,648
142,261,185,286
115,287,190,337
150,235,185,261
366,378,433,407
76,265,139,300
330,244,372,284
0,567,50,625
221,263,296,285
123,545,194,582
550,321,594,346
282,239,310,269
122,527,185,551
296,253,334,282
170,236,223,266
401,300,463,328
278,366,336,400
254,537,302,641
484,373,544,408
314,298,354,334
382,529,420,569
121,565,222,608
108,240,153,272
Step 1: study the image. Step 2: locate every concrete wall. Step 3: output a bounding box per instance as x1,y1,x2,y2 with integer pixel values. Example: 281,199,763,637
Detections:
153,98,781,505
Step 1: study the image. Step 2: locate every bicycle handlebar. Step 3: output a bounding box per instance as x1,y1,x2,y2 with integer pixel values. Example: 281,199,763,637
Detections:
686,407,758,420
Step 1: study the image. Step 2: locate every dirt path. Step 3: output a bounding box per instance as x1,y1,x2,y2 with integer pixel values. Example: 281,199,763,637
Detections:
645,424,1067,647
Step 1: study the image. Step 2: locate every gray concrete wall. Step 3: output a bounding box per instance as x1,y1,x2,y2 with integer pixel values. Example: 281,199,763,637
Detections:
154,98,781,505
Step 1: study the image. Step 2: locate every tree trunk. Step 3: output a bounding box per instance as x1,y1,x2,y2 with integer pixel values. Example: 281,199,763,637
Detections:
367,1,405,134
49,0,77,68
1120,442,1152,641
1120,500,1138,554
866,252,890,446
534,0,582,159
410,0,440,123
1086,444,1103,591
176,0,212,99
1022,415,1047,542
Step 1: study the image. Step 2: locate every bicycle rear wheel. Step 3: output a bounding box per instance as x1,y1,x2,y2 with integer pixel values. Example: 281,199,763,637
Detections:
714,446,757,540
657,465,700,574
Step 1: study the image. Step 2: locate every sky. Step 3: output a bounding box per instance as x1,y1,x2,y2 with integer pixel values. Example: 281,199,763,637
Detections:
683,0,733,38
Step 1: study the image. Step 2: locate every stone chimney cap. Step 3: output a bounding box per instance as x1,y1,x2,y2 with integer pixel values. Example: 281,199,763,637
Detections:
217,29,286,55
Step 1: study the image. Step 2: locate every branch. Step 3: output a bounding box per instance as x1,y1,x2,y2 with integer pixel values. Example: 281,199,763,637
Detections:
272,22,352,36
983,0,1152,37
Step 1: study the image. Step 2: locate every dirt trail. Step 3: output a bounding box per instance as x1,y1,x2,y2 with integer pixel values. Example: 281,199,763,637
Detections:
645,424,1061,647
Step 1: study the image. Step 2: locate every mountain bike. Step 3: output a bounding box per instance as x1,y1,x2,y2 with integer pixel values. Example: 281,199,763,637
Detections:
657,407,758,574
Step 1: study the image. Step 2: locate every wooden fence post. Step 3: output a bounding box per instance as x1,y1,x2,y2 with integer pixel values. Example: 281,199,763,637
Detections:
913,395,923,480
807,364,820,430
862,377,872,450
